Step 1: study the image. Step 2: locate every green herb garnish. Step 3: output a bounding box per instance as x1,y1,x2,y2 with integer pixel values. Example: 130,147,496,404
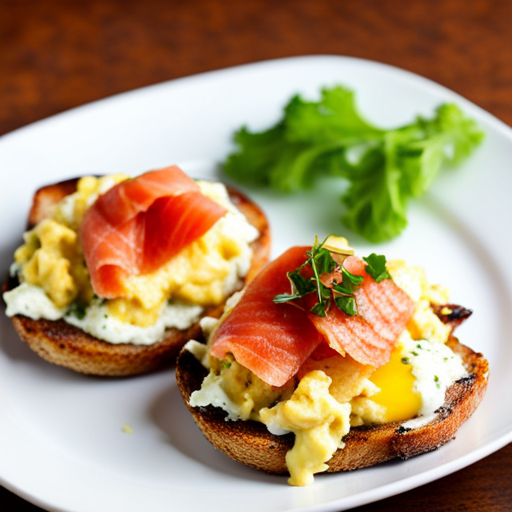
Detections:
274,236,336,316
223,86,484,243
334,295,357,316
273,236,389,317
66,302,87,320
93,294,107,307
363,253,391,282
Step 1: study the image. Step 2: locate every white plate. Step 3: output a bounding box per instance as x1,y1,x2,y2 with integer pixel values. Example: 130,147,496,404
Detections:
0,56,511,512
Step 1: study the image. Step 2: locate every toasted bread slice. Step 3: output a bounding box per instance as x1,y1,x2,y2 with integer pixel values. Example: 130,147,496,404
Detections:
3,178,271,377
175,336,488,475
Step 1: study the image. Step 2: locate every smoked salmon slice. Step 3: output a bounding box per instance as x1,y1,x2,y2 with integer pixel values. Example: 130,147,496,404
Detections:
80,166,227,298
210,247,415,387
307,255,414,368
209,246,325,387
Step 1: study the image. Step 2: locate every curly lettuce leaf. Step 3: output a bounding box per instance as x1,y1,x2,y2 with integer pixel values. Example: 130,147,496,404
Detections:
284,87,384,143
223,86,484,243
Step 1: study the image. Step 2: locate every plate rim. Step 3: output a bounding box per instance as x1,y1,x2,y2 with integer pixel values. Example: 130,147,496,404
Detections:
1,54,511,512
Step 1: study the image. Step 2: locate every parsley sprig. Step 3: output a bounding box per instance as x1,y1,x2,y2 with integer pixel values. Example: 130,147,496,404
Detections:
273,237,391,317
363,253,391,282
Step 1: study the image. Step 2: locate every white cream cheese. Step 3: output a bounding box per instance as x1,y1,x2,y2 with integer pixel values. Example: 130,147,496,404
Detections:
189,371,243,420
4,285,204,345
65,298,204,345
400,334,467,417
4,282,66,321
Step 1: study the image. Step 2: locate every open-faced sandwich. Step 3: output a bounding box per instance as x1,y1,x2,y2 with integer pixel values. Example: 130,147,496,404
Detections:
2,165,270,376
176,236,488,486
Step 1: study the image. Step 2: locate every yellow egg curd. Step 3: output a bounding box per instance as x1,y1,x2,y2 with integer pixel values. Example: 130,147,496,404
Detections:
260,371,351,486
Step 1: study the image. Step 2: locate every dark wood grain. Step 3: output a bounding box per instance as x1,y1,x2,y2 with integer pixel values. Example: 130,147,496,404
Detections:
1,0,511,510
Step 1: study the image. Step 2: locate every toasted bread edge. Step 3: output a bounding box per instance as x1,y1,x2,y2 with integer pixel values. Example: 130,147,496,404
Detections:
175,336,489,475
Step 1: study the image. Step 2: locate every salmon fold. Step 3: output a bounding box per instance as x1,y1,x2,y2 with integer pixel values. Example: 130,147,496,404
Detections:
210,246,415,386
80,166,227,298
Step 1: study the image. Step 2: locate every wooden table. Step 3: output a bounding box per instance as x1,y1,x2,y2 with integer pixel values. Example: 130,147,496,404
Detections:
1,0,511,510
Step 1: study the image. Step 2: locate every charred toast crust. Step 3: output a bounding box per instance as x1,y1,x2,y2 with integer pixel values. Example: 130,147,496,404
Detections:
3,178,271,377
175,336,488,475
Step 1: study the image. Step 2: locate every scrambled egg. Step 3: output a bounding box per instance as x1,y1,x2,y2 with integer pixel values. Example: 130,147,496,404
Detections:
14,219,91,309
189,259,467,486
260,371,351,486
6,175,258,343
387,260,452,345
190,357,295,421
116,182,255,326
14,175,126,310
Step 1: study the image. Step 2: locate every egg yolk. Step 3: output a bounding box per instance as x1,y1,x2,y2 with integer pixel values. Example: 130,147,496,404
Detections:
368,346,422,422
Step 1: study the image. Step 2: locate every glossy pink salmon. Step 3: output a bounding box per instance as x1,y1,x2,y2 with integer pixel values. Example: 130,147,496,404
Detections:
80,166,227,298
210,248,415,386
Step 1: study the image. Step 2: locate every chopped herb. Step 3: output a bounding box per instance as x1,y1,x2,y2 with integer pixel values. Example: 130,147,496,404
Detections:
93,295,107,307
334,295,357,316
273,235,363,316
273,293,302,303
416,343,423,349
434,375,440,388
273,236,392,318
310,301,328,317
334,267,364,294
66,302,87,320
104,314,108,319
363,253,391,282
223,361,232,370
401,357,410,364
412,351,419,357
